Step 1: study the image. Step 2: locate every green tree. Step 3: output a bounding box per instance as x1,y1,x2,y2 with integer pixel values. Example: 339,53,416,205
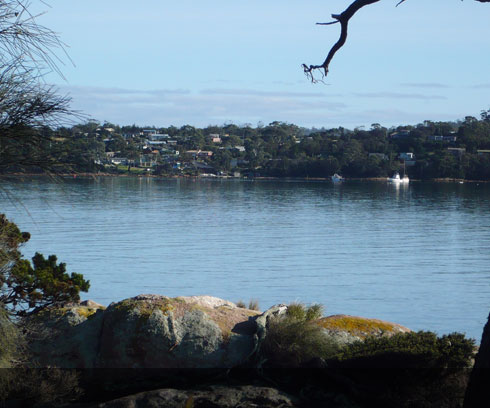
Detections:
0,214,89,317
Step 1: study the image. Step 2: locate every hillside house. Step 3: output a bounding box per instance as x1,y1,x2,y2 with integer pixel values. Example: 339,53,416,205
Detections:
389,130,410,139
185,150,213,159
148,133,169,141
447,147,466,159
399,152,415,161
369,153,387,160
209,134,222,144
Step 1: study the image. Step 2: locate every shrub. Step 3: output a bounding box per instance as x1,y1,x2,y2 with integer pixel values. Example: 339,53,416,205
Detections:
248,299,260,311
335,330,476,368
235,299,259,310
261,302,338,367
285,302,323,321
235,300,246,309
328,331,476,407
1,368,82,405
0,308,22,368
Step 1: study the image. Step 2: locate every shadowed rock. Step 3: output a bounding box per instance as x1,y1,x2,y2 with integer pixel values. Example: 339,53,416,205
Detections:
464,311,490,407
89,385,299,408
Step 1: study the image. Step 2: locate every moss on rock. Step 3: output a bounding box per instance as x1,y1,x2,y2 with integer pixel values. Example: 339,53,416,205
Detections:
318,315,410,339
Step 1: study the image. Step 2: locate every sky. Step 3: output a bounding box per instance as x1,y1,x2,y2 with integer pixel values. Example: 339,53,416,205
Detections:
35,0,490,129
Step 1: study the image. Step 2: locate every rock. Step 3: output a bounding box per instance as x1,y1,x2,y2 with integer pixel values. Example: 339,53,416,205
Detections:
27,303,105,368
80,300,105,309
464,311,490,407
249,303,288,362
317,314,411,345
89,385,299,408
26,297,411,372
95,295,260,368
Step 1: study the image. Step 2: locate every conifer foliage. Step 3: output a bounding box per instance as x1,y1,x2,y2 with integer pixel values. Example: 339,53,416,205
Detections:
0,214,89,317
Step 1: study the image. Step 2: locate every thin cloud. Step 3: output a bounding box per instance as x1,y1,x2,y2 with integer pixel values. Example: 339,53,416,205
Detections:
57,84,347,127
354,92,447,100
400,82,450,89
469,83,490,89
201,88,327,98
59,85,190,97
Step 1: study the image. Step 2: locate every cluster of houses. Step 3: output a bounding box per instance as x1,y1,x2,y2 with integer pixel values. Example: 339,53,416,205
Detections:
101,129,247,176
95,126,490,175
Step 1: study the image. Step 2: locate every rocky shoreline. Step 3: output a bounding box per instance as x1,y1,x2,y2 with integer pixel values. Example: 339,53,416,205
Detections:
27,295,411,370
2,294,484,407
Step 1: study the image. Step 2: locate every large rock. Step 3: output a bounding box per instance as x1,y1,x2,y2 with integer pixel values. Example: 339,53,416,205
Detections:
89,385,299,408
464,311,490,407
28,295,260,369
27,297,411,370
96,294,260,368
27,300,106,368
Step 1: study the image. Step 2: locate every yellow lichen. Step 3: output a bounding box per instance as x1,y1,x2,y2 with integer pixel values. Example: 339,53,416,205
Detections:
73,307,102,319
318,315,396,339
114,298,175,319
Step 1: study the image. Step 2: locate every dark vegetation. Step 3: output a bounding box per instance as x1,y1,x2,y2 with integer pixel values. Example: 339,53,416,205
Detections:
1,215,88,404
259,305,476,408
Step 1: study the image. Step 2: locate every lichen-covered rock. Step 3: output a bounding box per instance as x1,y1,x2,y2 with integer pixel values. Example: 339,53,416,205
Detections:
26,297,412,372
90,385,299,408
95,295,260,368
27,302,106,368
317,314,411,345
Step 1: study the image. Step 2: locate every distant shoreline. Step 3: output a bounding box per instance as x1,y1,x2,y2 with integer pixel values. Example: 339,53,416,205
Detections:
1,173,489,183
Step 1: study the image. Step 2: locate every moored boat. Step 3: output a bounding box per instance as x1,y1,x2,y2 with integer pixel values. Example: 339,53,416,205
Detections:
387,172,409,184
331,173,344,183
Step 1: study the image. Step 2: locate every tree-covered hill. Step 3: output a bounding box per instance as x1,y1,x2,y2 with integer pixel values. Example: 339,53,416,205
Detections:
2,110,490,180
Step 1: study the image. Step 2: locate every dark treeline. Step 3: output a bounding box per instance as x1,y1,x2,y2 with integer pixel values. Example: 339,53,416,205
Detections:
2,110,490,180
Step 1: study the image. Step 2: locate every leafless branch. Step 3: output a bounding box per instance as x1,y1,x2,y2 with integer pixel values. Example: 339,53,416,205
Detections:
303,0,490,83
303,0,380,83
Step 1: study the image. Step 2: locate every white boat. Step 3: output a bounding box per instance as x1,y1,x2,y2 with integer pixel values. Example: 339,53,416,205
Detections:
387,172,409,184
331,173,344,183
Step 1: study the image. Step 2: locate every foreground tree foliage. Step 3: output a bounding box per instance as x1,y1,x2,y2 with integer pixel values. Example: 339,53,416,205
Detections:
304,0,490,82
0,214,89,317
0,0,76,173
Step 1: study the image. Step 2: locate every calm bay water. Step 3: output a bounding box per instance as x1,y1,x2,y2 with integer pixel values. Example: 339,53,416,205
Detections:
1,177,489,340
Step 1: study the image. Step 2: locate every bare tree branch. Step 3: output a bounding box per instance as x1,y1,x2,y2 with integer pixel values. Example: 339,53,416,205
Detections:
303,0,380,82
303,0,490,83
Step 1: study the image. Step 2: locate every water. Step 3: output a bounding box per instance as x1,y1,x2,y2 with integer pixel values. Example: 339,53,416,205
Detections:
1,177,489,341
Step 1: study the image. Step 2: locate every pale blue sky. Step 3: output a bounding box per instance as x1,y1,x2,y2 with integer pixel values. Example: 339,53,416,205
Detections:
37,0,490,128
